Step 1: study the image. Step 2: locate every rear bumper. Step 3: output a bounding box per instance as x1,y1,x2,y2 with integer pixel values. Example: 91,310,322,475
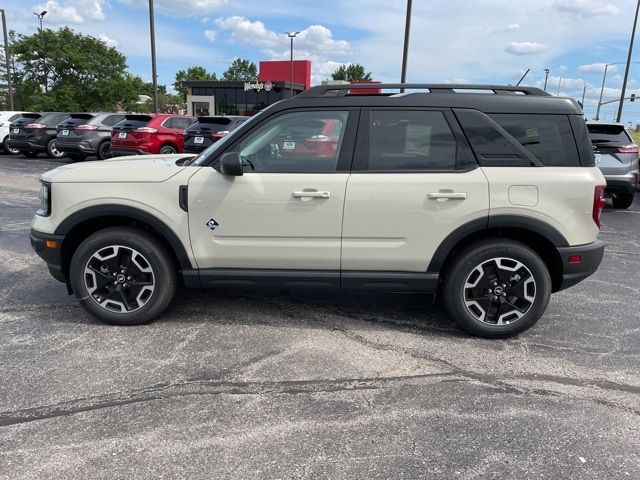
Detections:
56,140,96,155
110,147,150,157
7,139,46,152
30,228,67,284
605,173,639,196
556,241,605,291
184,144,208,153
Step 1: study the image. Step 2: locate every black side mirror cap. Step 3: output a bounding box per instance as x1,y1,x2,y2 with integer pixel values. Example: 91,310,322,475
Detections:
218,151,243,176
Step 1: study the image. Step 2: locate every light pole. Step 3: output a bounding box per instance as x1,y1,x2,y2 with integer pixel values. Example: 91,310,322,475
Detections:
285,31,299,98
400,0,412,92
556,75,563,96
617,0,640,123
595,61,640,120
580,81,586,107
148,0,158,113
0,9,13,109
543,68,550,91
33,10,46,32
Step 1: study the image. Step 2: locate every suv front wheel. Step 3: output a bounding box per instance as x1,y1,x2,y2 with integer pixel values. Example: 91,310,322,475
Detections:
443,240,551,338
70,227,177,325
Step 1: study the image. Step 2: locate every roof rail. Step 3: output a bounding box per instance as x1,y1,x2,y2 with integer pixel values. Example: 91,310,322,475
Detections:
297,83,550,98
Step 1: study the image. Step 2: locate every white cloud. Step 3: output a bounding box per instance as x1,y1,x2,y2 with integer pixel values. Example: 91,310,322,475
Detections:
120,0,227,17
34,0,107,24
204,29,217,42
553,0,619,18
98,33,118,47
214,16,279,47
505,41,550,55
484,23,521,34
578,63,617,74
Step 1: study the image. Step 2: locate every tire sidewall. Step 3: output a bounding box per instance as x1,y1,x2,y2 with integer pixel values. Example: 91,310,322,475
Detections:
47,139,66,159
159,145,177,154
443,241,551,338
3,137,19,154
97,140,111,160
70,228,176,325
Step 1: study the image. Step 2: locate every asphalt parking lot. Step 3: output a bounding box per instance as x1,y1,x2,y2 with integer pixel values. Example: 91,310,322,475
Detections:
0,153,638,479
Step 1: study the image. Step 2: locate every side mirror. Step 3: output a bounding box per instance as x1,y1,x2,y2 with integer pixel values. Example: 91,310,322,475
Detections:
218,151,243,176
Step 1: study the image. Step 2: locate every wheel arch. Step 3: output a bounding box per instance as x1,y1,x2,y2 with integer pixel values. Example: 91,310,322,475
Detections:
429,215,567,292
55,205,193,288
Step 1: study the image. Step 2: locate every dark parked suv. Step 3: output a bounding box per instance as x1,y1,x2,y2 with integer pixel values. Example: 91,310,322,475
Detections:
8,112,70,159
57,113,126,161
183,116,249,153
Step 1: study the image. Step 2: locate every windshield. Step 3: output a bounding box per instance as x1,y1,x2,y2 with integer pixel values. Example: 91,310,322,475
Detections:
184,103,280,166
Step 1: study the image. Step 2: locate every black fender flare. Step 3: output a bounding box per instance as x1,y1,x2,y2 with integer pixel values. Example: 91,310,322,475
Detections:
427,214,569,273
54,204,193,270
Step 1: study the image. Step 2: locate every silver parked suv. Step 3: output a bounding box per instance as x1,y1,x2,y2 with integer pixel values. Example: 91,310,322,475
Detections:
587,122,639,209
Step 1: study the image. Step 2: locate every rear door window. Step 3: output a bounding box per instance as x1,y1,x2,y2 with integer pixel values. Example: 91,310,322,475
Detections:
489,114,580,166
362,110,458,171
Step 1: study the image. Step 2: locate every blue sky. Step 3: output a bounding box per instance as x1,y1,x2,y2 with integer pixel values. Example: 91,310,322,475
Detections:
4,0,640,124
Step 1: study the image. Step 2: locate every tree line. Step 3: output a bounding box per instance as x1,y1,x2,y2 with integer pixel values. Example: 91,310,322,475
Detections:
0,27,372,113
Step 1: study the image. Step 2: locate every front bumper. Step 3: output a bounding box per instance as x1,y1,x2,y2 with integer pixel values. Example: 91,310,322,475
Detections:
30,228,67,284
556,240,605,291
7,139,46,152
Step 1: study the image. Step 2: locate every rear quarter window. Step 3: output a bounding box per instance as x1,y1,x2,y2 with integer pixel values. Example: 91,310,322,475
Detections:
489,114,580,167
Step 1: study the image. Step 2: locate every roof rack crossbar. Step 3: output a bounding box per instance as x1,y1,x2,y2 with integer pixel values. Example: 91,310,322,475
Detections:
298,83,550,98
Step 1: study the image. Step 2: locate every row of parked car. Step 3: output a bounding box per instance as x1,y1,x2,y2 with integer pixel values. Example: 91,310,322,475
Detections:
0,111,248,160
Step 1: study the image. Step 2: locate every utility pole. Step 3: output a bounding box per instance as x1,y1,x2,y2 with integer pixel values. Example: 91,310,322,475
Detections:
556,76,563,96
543,68,550,91
617,0,640,123
400,0,412,92
148,0,158,113
0,9,13,109
581,82,586,107
285,32,299,98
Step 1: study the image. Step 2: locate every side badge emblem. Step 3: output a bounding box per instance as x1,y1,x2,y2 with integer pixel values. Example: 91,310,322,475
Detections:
206,218,220,230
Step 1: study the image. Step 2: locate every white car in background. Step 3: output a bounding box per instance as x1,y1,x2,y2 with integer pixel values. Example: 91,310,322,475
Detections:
0,111,30,154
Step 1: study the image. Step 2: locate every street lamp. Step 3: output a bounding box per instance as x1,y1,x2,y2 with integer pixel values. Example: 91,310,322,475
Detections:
285,31,299,98
148,0,158,113
543,68,550,91
0,9,13,109
617,0,640,123
556,75,563,96
400,0,412,92
33,10,47,32
595,61,640,121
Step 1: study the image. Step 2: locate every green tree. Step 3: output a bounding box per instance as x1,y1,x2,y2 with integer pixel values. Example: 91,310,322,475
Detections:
173,66,217,101
10,27,138,111
331,63,373,82
222,58,258,82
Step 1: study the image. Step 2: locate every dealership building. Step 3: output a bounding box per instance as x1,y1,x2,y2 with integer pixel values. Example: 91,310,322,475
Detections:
183,60,311,116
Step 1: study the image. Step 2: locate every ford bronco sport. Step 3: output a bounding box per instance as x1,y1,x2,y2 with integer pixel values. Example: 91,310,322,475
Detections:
30,84,606,338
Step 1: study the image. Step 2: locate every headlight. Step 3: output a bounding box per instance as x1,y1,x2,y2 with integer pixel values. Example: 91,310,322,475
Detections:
37,182,51,217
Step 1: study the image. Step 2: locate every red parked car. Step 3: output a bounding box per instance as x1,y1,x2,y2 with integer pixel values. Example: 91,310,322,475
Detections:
110,114,196,156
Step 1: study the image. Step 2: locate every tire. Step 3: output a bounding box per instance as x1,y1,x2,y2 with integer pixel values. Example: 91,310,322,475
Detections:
442,239,551,338
96,140,112,160
159,144,177,154
68,153,86,162
21,150,39,158
612,193,634,209
46,138,66,159
69,227,177,325
3,136,19,155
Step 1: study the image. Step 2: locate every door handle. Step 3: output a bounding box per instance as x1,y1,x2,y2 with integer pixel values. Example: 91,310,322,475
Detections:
292,190,331,199
427,192,467,200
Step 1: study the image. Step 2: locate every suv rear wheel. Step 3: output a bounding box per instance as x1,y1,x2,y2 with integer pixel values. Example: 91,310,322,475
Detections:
159,144,177,154
46,139,66,159
3,136,19,154
96,140,112,160
443,239,551,338
69,227,177,325
612,193,634,209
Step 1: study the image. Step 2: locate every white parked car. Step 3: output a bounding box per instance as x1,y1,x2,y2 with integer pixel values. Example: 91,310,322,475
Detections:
30,84,606,338
0,111,30,154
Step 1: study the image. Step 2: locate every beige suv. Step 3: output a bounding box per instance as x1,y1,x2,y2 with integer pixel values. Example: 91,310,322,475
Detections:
30,84,606,337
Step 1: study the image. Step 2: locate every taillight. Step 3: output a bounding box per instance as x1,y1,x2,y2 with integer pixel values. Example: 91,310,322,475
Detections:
133,127,157,133
25,123,46,129
212,131,229,138
593,185,606,228
75,124,97,131
617,145,639,154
